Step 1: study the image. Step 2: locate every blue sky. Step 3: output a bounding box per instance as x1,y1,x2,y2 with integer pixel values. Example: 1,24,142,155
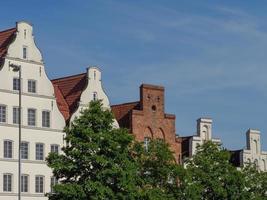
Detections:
0,0,266,150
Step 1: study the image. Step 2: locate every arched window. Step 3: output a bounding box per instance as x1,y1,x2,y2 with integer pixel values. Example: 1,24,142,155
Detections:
262,159,266,171
154,128,165,140
253,139,258,154
202,125,209,140
254,159,259,169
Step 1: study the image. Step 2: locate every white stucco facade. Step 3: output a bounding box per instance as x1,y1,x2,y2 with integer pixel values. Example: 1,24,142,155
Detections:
0,21,118,200
241,129,267,171
0,22,66,199
69,67,119,128
188,118,221,156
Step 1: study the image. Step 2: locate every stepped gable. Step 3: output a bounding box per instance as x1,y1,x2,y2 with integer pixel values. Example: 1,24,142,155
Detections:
52,73,87,122
111,84,182,164
0,27,17,63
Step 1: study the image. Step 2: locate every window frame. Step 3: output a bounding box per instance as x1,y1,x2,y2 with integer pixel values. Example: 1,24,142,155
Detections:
13,77,21,91
50,144,59,154
28,79,37,93
13,106,20,124
0,105,7,123
21,174,29,193
23,46,27,59
35,175,44,193
21,141,29,160
42,110,51,128
93,92,98,101
50,176,58,193
27,108,36,126
3,173,13,192
35,143,44,161
144,137,151,152
3,140,13,159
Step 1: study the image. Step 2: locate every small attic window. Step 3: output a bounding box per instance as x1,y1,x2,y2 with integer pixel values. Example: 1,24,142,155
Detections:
94,71,96,80
93,92,98,101
23,47,27,59
24,29,27,39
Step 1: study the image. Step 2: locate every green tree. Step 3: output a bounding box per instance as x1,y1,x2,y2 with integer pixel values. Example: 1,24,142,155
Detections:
242,164,267,199
133,139,184,200
47,100,139,200
182,141,250,200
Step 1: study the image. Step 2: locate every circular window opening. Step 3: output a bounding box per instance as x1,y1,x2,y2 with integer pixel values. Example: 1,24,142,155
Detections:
152,105,157,112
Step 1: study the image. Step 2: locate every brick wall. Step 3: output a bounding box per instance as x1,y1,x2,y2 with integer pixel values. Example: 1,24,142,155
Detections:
112,84,182,163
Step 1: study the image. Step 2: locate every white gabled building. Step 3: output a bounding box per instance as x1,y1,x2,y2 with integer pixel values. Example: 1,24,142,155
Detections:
230,129,267,172
181,117,221,160
0,21,117,200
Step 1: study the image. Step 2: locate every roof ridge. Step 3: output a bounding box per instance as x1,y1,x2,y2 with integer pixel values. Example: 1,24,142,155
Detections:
0,27,16,34
111,101,140,107
51,72,86,82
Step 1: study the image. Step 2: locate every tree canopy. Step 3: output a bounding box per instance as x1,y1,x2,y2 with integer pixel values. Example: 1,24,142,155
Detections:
47,100,267,200
47,100,139,200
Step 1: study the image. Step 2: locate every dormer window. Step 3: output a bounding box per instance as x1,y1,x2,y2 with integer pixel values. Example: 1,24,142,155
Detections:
23,47,27,59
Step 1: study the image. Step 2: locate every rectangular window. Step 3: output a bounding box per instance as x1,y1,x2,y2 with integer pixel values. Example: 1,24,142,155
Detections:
0,105,7,123
4,140,12,158
23,47,27,59
28,80,36,93
3,174,12,192
36,143,44,160
21,175,29,193
144,137,151,152
50,144,59,154
42,111,50,128
28,108,36,126
93,92,98,101
13,78,20,91
50,177,58,193
13,107,20,124
35,176,44,193
21,142,29,159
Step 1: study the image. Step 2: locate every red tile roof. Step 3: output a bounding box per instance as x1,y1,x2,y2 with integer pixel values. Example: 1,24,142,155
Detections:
111,102,140,129
52,73,87,122
0,27,16,59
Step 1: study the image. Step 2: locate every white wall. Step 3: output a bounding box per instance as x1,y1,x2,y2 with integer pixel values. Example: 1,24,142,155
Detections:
70,67,119,127
189,118,221,156
242,129,267,171
0,21,65,200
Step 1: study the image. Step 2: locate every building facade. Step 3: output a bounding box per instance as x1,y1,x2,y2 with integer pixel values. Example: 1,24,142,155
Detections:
111,84,182,163
230,129,267,171
0,22,116,200
181,118,221,160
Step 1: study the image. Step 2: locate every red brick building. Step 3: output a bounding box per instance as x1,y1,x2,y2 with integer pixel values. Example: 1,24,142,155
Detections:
111,84,182,163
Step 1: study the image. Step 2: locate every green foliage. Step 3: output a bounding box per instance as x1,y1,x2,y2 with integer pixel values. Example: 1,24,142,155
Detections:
182,141,267,200
47,100,139,200
133,139,184,200
242,164,267,199
47,100,267,200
